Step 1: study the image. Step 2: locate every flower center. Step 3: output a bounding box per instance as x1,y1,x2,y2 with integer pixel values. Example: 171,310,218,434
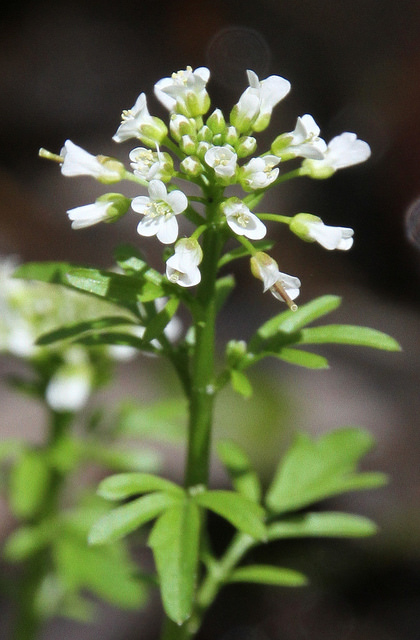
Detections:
147,200,172,219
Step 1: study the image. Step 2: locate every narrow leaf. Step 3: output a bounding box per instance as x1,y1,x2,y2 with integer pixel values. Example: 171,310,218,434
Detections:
88,492,177,545
216,440,262,503
267,511,379,540
229,564,308,587
36,316,137,345
299,325,401,351
230,369,253,398
148,499,200,624
143,297,180,343
195,490,266,540
97,473,184,501
269,347,329,369
115,399,187,442
9,451,50,519
13,261,77,286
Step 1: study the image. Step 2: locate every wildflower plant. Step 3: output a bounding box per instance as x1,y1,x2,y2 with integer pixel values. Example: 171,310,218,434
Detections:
7,65,401,639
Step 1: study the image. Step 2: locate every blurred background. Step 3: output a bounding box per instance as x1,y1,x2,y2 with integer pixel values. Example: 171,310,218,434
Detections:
1,1,420,638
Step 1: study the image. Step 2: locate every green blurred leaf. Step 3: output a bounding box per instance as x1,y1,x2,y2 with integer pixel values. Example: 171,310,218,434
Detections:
83,443,161,473
195,490,266,540
267,511,378,540
148,499,200,624
215,274,236,312
88,492,178,545
143,297,180,343
97,473,184,501
252,347,329,369
230,369,253,397
36,316,137,346
9,450,50,519
298,325,401,351
265,428,388,514
229,564,308,587
216,441,262,503
13,261,77,286
114,244,149,275
3,524,52,561
115,399,187,442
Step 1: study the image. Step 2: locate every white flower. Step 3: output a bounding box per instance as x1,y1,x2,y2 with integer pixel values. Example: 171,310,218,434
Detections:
113,93,167,144
240,155,280,190
129,146,172,182
60,140,124,182
290,213,354,250
45,348,92,412
204,146,237,179
250,252,300,309
131,180,188,244
273,115,327,160
303,132,371,178
222,200,266,240
232,70,291,133
67,194,130,230
166,238,203,287
154,66,210,116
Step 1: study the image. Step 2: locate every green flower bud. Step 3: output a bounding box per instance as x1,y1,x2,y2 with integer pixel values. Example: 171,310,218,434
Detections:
170,114,197,142
289,213,321,242
96,193,131,223
197,125,213,143
180,135,197,155
236,136,257,158
301,159,335,179
138,117,168,147
206,108,226,135
225,126,239,146
226,339,247,367
180,155,203,177
271,133,293,156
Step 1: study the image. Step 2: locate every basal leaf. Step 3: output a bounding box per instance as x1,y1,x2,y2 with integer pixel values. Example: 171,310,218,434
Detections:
267,511,378,540
36,316,137,345
216,440,262,503
148,499,200,624
97,473,184,501
265,428,387,514
299,325,401,351
195,490,266,540
229,564,308,587
88,492,177,545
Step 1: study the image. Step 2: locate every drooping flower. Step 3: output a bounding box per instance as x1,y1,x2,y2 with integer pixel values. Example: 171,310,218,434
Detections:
67,194,131,229
154,66,210,117
271,115,327,160
302,132,371,178
231,70,291,133
59,140,125,183
250,251,300,309
290,213,354,250
166,238,203,287
113,92,167,146
204,145,237,180
129,146,173,182
239,155,280,191
222,199,266,240
131,179,188,244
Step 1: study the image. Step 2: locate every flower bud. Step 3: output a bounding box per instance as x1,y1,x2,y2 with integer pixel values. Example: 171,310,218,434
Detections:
97,193,132,222
180,135,197,155
170,114,197,141
236,136,257,158
225,126,239,146
180,155,203,176
206,108,226,135
197,125,213,143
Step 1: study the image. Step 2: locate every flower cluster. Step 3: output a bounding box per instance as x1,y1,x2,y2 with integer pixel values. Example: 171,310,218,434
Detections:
40,65,371,309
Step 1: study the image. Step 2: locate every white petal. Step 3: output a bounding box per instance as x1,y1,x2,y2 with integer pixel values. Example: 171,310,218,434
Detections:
259,75,291,113
131,195,150,214
154,78,177,110
148,179,167,201
167,190,188,214
136,216,161,237
156,216,178,244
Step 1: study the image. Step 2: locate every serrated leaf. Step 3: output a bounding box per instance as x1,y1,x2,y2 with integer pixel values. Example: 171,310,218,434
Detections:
97,473,184,501
266,428,388,514
143,297,179,343
9,451,50,519
216,441,261,503
249,295,342,352
229,564,308,587
230,369,253,397
36,316,137,346
195,490,266,540
148,499,200,624
267,511,378,540
88,492,177,545
299,325,401,351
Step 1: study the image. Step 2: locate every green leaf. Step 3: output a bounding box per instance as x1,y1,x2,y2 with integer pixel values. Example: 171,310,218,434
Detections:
88,492,178,545
13,261,78,286
229,564,308,587
299,325,401,351
114,244,149,274
3,524,52,561
258,347,329,369
36,316,137,346
249,295,342,352
9,450,50,519
218,240,274,269
216,441,262,503
115,398,187,442
230,369,253,397
195,490,266,540
143,297,180,343
215,274,236,312
97,473,184,501
265,428,388,514
267,511,378,540
148,499,200,624
83,444,161,472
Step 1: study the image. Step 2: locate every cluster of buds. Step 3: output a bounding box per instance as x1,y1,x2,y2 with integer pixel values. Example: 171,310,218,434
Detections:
40,66,371,309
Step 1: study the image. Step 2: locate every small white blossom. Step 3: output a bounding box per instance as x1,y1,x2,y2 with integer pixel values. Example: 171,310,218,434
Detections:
166,238,203,287
129,146,172,182
67,201,111,229
131,179,188,244
233,70,291,132
290,213,354,250
251,252,300,309
60,140,124,182
204,146,237,179
223,200,266,240
273,115,327,160
113,93,167,144
303,132,371,178
154,66,210,116
240,155,280,190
